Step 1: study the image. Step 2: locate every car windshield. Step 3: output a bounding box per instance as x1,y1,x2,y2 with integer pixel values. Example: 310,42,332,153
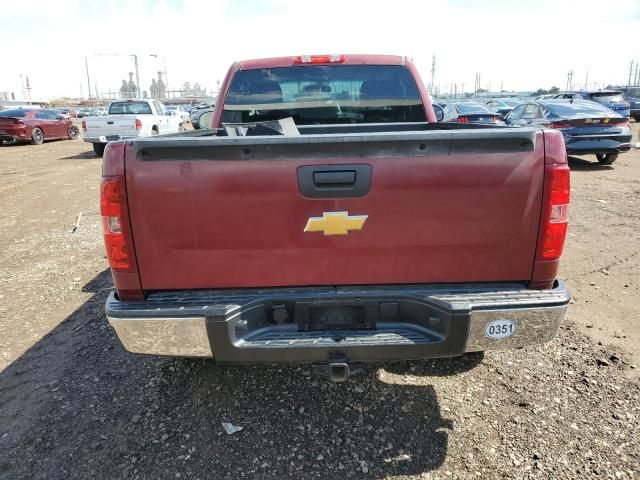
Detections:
504,100,522,106
589,92,625,104
542,101,618,118
222,65,426,125
0,109,30,117
108,101,153,115
456,103,491,114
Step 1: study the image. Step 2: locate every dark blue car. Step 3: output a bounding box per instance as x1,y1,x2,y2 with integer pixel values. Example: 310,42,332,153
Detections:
553,90,630,117
505,100,632,165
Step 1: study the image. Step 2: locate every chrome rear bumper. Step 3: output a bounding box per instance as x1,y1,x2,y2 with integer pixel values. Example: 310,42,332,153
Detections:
106,281,570,361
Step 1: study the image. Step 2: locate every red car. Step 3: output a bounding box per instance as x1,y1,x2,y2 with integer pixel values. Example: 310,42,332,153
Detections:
0,109,80,145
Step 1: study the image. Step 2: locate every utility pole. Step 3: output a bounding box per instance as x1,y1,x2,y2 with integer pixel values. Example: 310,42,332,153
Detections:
628,60,635,86
634,63,639,86
566,69,574,90
132,54,140,98
25,76,32,105
85,56,92,101
430,54,436,92
584,69,588,90
96,53,157,99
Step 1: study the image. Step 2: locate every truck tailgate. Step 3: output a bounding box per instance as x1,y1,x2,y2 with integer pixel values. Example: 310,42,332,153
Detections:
124,129,544,290
86,116,137,137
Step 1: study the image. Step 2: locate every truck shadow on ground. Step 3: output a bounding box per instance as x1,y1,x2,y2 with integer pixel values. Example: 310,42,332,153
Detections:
0,269,480,479
567,155,614,171
61,150,99,160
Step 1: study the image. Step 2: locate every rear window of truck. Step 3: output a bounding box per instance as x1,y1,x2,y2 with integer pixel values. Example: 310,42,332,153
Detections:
222,65,426,125
108,102,153,115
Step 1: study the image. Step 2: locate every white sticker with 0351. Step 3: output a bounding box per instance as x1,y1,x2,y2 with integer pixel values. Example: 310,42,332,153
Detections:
484,319,517,339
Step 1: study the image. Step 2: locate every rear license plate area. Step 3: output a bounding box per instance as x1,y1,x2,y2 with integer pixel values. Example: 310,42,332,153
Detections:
300,305,371,331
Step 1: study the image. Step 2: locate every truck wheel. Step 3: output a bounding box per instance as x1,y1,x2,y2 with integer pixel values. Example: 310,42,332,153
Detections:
30,127,44,145
151,127,159,135
596,153,618,165
93,143,106,156
69,125,80,139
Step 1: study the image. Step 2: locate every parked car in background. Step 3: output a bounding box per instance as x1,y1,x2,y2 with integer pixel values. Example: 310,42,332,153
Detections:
485,98,522,117
53,108,71,119
82,99,184,156
0,108,80,145
77,108,99,118
505,100,631,165
603,87,640,120
553,90,630,118
167,105,191,123
533,94,557,101
443,102,504,124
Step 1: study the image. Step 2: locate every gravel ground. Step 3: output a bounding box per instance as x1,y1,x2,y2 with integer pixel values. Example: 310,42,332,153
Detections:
0,127,639,479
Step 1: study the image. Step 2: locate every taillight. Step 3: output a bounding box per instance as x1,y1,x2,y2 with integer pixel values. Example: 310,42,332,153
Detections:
539,165,570,260
549,121,571,129
457,116,469,123
81,120,86,131
135,118,142,130
100,176,130,270
295,54,346,64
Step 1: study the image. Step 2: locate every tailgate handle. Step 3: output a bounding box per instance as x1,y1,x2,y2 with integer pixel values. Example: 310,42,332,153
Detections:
107,121,114,125
313,170,356,186
298,165,372,198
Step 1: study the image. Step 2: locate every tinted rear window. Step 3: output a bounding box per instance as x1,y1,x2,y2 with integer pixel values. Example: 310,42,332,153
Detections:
456,103,491,114
222,65,426,125
542,102,615,117
108,101,153,115
0,109,30,117
589,92,624,104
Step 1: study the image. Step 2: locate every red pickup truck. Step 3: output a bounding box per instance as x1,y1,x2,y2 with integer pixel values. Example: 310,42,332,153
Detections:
102,54,570,381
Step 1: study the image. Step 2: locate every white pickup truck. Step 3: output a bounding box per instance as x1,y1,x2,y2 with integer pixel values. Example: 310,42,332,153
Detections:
82,99,184,155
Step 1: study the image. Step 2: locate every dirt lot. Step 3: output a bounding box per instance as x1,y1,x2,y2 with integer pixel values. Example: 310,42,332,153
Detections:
0,128,639,480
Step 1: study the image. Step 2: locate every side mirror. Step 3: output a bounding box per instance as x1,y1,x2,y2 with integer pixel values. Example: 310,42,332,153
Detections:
432,104,445,122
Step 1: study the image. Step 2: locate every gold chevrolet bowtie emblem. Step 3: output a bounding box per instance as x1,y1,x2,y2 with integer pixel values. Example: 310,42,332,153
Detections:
304,211,368,236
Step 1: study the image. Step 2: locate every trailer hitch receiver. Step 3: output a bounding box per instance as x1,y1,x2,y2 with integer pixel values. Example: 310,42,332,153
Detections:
314,358,361,383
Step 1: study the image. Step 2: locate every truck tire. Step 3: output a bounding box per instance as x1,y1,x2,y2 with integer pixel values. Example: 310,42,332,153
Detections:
93,143,106,156
151,127,159,135
30,127,44,145
596,153,618,165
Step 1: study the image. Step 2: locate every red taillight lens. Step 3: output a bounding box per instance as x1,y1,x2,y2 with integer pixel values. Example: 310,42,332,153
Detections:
549,121,571,129
135,118,142,130
457,116,469,123
82,120,86,131
100,176,130,270
295,54,346,64
539,165,570,260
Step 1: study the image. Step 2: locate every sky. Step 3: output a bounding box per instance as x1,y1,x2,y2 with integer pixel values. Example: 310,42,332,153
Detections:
1,0,640,100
